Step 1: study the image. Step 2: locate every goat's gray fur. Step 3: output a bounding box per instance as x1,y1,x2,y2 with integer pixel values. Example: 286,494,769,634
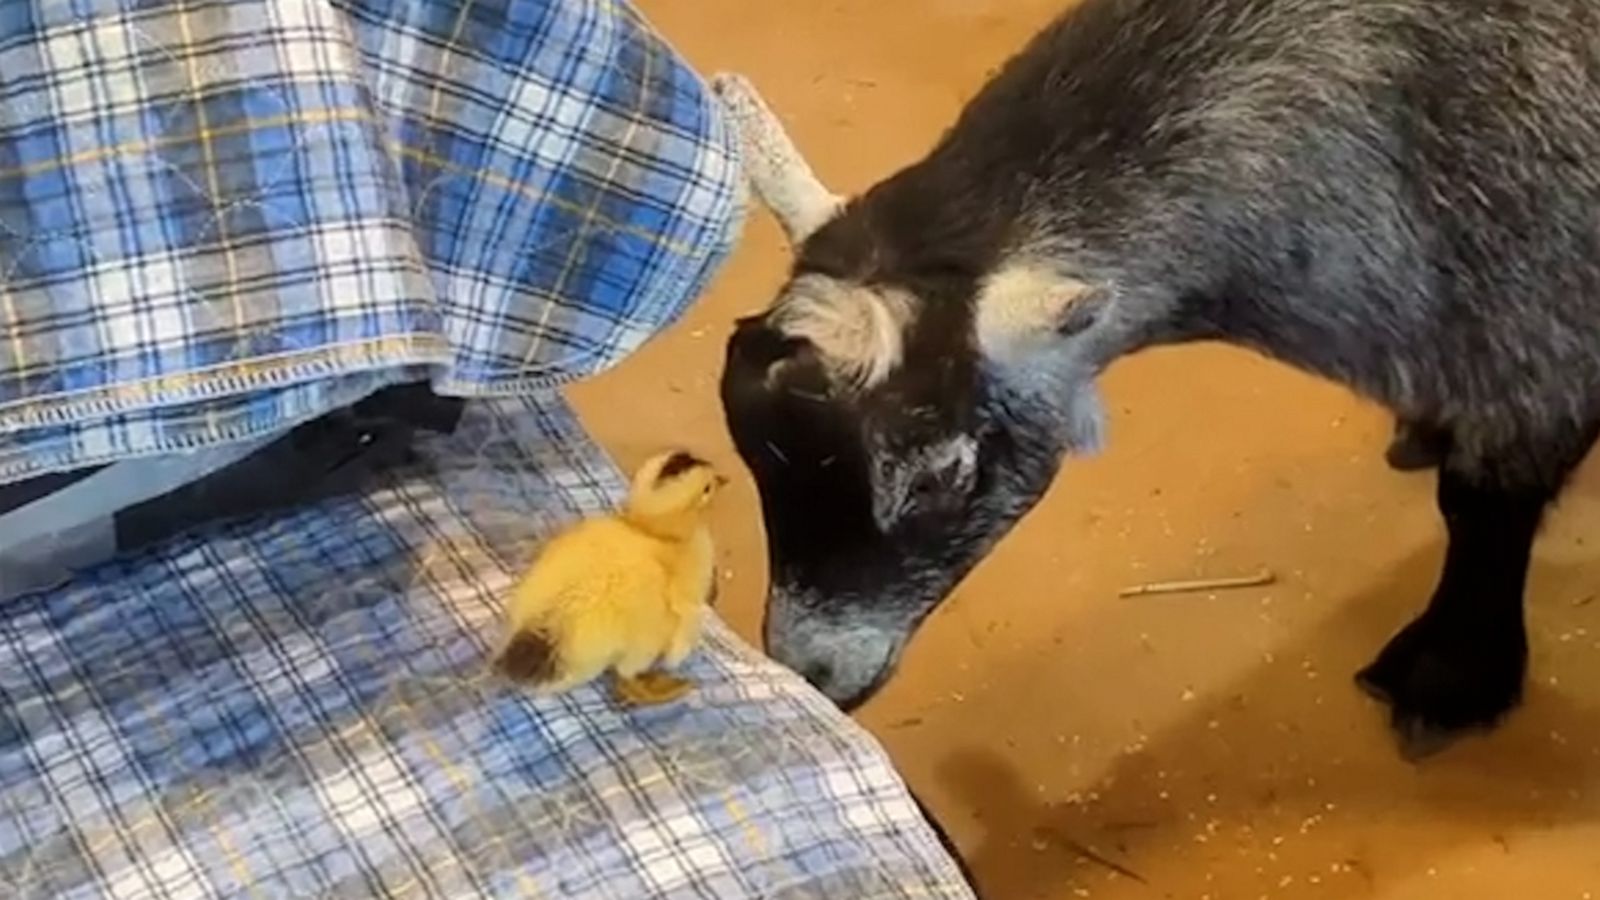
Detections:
719,0,1600,756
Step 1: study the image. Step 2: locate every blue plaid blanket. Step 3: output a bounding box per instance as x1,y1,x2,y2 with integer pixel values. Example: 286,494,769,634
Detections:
0,0,741,484
0,0,975,896
0,395,974,898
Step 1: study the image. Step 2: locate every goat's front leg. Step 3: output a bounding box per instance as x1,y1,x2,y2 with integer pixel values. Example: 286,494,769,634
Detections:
1356,455,1559,758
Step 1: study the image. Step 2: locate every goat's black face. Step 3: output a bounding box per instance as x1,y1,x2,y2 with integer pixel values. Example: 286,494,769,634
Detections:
721,309,1084,708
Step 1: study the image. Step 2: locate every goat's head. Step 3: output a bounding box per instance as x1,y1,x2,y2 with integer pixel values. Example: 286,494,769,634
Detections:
714,75,1110,707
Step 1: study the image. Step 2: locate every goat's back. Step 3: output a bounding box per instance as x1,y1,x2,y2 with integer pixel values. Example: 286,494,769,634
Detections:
876,0,1600,435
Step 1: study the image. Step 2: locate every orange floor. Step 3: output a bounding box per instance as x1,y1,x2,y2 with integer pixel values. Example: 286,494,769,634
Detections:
566,3,1600,897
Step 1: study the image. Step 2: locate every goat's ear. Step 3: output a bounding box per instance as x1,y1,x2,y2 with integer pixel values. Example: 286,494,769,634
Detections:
711,73,842,245
972,263,1104,358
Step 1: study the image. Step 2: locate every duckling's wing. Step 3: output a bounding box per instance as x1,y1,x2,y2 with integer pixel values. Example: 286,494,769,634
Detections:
504,519,660,629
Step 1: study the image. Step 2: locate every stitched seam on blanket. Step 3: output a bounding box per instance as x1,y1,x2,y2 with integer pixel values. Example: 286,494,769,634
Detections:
0,335,449,433
0,370,415,485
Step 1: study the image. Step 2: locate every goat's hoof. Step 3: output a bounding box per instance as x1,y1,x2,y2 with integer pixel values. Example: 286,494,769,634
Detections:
1384,422,1448,472
1355,614,1525,760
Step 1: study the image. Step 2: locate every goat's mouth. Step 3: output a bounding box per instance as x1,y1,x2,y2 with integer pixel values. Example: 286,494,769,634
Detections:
828,664,898,712
763,585,922,709
773,635,904,709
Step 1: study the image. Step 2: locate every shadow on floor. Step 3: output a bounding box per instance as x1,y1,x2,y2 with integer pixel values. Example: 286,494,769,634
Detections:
936,548,1600,898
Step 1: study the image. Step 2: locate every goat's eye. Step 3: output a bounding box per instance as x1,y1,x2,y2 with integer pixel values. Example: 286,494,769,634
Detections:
909,473,942,505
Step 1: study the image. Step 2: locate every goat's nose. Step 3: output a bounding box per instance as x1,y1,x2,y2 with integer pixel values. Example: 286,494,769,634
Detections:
800,662,835,690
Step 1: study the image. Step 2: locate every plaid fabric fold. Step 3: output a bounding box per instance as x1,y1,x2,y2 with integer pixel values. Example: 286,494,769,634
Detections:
0,395,974,899
0,0,743,484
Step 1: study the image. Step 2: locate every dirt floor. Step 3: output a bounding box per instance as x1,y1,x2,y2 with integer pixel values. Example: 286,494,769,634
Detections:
565,2,1600,897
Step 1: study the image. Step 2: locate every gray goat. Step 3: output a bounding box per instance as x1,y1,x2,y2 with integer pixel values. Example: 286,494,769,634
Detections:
715,0,1600,758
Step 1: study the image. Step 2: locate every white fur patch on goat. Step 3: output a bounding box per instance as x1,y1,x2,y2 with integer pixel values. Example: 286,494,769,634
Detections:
710,72,843,244
771,276,913,390
973,261,1095,359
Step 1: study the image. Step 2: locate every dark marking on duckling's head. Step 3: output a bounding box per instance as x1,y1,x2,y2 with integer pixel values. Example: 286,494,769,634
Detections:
656,451,710,484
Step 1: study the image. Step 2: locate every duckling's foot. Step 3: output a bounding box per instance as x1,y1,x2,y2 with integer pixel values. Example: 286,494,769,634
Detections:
613,671,693,707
